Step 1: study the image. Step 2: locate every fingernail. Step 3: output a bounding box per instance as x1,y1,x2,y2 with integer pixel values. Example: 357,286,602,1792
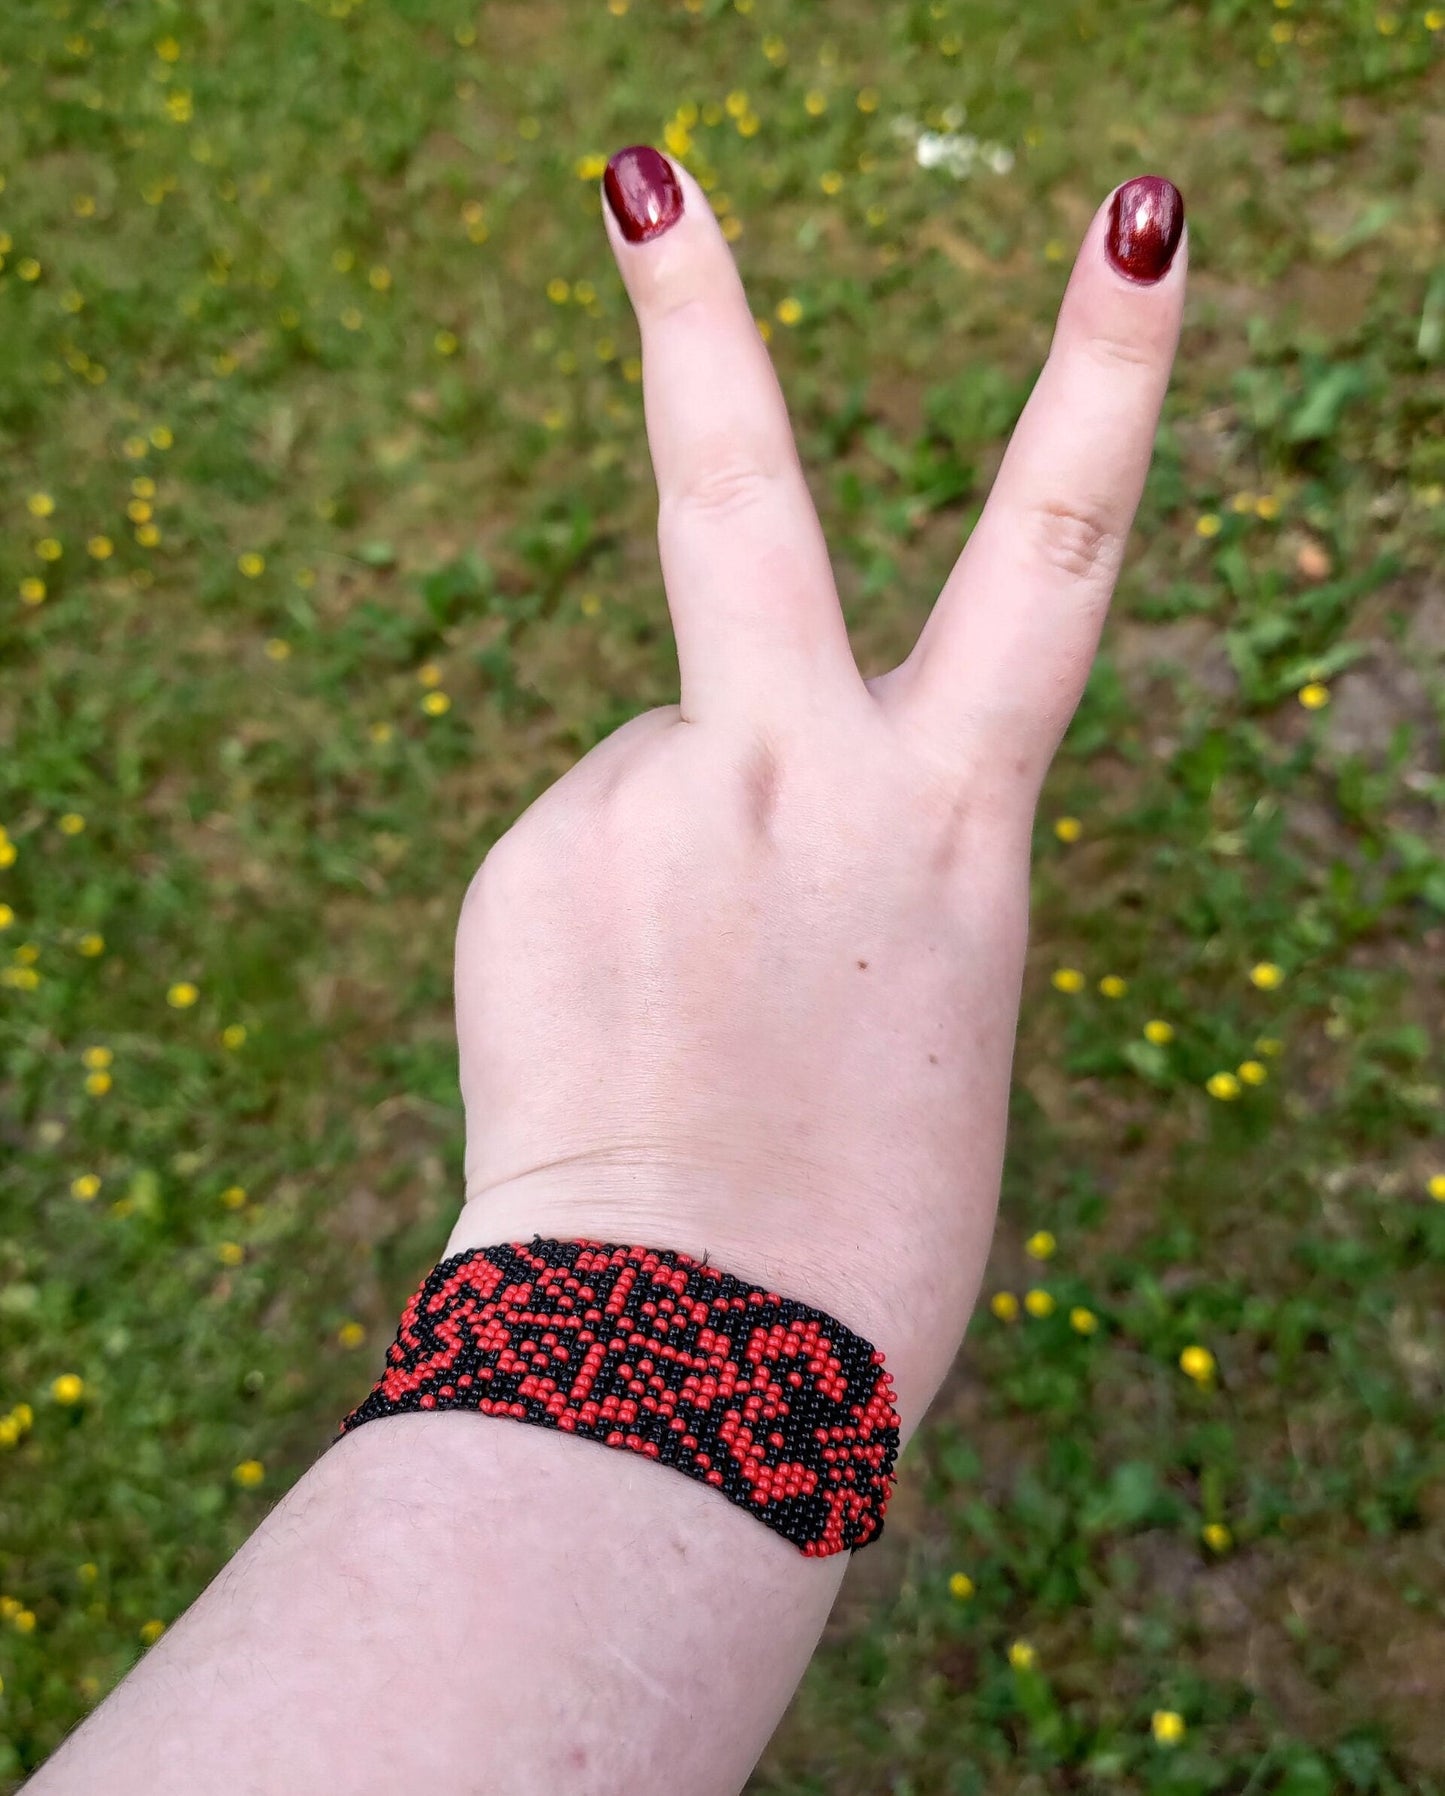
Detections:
604,146,684,245
1105,176,1185,285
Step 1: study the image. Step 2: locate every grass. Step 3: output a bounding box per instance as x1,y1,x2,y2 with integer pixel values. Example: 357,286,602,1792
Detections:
1,0,1443,1788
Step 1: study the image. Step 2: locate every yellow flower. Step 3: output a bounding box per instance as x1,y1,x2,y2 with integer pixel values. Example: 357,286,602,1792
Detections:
0,842,15,869
338,1321,366,1349
139,1619,166,1644
82,1045,112,1069
1298,682,1330,709
1195,513,1222,538
368,722,394,744
1202,1522,1232,1552
368,266,392,292
13,942,39,965
1098,975,1127,999
220,1186,247,1210
990,1291,1019,1322
37,538,64,562
27,492,55,518
123,435,149,459
1070,1306,1099,1335
167,981,199,1009
237,552,265,578
1143,1019,1174,1046
1206,1069,1242,1101
1255,1036,1283,1057
264,639,291,662
580,592,602,618
127,499,153,524
804,89,828,116
221,1023,247,1049
150,426,174,449
434,329,459,356
1229,490,1257,513
0,905,12,928
12,1609,37,1634
85,1071,112,1096
52,1373,85,1405
165,90,194,124
217,1241,244,1267
77,1562,98,1584
857,87,880,112
1053,816,1082,842
59,812,86,835
546,277,571,305
1152,1710,1186,1746
1025,1230,1056,1260
575,153,609,180
819,170,844,195
1375,11,1399,33
948,1572,975,1600
132,476,157,499
416,662,443,687
1255,494,1280,519
156,35,182,61
1179,1345,1215,1384
71,1174,101,1201
233,1459,265,1487
19,577,46,605
725,90,750,118
421,691,451,717
1237,1060,1268,1086
1426,7,1445,28
1426,1173,1445,1202
18,258,42,282
135,522,161,548
11,1405,32,1431
775,296,803,326
1008,1640,1036,1671
1024,1288,1055,1319
1051,967,1085,993
1249,961,1284,989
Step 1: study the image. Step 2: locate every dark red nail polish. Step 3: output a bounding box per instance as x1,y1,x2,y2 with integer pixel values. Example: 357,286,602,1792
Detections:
1105,176,1185,284
603,146,684,245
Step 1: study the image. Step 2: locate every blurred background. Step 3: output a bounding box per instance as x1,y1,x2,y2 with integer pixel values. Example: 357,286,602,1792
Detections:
1,1,1442,1789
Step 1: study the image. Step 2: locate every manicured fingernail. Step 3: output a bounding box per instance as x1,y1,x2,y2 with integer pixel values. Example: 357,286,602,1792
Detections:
603,146,684,245
1105,176,1185,284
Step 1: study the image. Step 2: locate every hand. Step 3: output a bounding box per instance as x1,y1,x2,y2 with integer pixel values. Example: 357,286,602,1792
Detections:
445,151,1186,1438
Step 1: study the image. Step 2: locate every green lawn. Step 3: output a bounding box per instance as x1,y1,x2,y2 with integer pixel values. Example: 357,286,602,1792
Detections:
2,0,1443,1789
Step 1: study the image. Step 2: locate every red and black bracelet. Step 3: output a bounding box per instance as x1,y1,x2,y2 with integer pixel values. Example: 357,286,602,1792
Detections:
338,1237,902,1557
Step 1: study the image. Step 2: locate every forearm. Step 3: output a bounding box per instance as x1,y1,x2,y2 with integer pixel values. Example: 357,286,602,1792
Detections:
29,1408,851,1796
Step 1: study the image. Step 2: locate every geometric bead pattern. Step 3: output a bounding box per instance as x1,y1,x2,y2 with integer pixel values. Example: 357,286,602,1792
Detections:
338,1237,902,1556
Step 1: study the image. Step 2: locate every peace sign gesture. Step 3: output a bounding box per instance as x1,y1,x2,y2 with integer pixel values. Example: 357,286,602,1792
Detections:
446,149,1186,1438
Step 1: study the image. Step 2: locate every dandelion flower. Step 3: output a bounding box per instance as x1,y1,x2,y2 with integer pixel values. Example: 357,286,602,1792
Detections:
59,812,86,835
948,1572,974,1599
1298,682,1330,709
1179,1345,1215,1384
71,1174,101,1201
1053,816,1082,842
1202,1522,1232,1552
1152,1710,1186,1746
1098,975,1127,999
233,1459,265,1487
1206,1071,1241,1100
1070,1306,1098,1335
1008,1640,1036,1671
221,1023,247,1049
421,691,451,717
140,1619,166,1644
990,1291,1019,1322
1249,962,1284,989
27,493,55,518
218,1241,244,1267
1051,967,1085,993
220,1186,247,1210
20,577,46,605
167,981,199,1009
1025,1230,1056,1260
1426,1173,1445,1202
1144,1019,1174,1045
775,297,803,326
338,1321,366,1349
237,552,265,578
1237,1060,1268,1086
52,1374,85,1405
1024,1288,1055,1318
1195,513,1221,538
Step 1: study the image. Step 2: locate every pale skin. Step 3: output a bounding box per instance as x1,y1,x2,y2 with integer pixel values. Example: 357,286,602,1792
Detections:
28,156,1186,1794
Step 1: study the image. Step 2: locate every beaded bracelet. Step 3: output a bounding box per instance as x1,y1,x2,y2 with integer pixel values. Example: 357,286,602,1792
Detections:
338,1237,902,1557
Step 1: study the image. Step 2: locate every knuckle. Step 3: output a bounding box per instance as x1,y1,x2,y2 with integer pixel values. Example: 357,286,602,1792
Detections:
1026,496,1121,586
664,434,783,521
1085,330,1156,373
